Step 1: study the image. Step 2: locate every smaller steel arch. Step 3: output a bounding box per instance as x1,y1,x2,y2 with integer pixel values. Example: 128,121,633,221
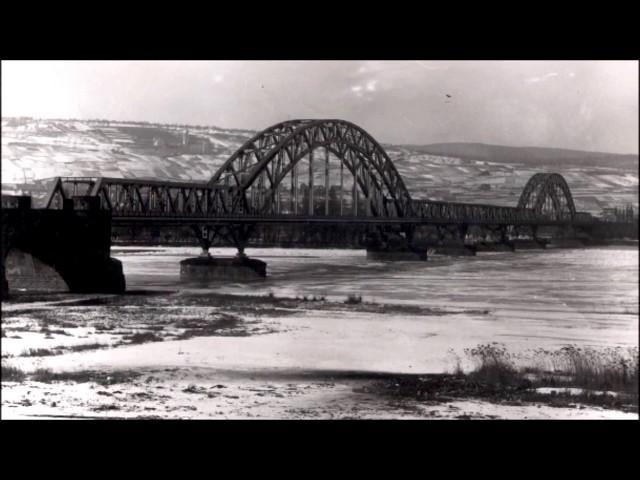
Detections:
517,173,576,219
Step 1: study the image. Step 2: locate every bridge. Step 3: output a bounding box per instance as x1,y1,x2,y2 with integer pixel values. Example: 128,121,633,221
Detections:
43,120,588,224
2,119,636,296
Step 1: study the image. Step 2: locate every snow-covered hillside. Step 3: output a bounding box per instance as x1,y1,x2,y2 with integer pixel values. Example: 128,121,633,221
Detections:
2,118,637,214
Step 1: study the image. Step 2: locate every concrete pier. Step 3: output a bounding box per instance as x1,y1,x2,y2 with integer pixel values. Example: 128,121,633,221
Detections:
1,195,126,297
366,248,427,261
475,242,515,252
180,254,267,282
511,239,548,250
546,238,586,249
430,245,477,256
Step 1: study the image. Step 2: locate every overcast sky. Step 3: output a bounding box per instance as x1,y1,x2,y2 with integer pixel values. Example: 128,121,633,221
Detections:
2,60,638,154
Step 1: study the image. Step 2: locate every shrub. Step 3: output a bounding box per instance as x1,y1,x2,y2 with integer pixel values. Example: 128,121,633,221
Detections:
123,332,163,345
530,345,638,394
344,294,363,305
21,348,60,357
31,368,139,385
464,343,519,385
1,364,26,382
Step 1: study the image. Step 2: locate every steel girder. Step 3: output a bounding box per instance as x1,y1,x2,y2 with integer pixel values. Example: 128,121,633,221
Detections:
411,199,538,224
516,173,577,220
45,177,239,217
208,119,413,217
41,120,589,228
43,175,588,226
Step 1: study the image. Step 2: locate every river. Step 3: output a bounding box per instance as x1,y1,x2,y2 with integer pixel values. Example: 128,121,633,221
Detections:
115,245,638,350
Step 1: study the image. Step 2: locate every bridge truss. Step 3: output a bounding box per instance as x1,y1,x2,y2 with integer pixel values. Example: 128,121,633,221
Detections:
42,119,592,227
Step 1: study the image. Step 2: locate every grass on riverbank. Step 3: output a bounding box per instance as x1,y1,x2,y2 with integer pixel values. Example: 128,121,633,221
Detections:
377,343,638,412
463,343,638,395
1,364,27,382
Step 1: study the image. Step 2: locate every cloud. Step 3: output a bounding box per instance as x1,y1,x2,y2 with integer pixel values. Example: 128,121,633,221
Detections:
350,79,378,99
526,72,559,83
350,84,366,98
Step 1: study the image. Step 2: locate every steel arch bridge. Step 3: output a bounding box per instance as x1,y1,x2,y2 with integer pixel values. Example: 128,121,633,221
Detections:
42,119,592,227
209,119,413,218
517,173,577,221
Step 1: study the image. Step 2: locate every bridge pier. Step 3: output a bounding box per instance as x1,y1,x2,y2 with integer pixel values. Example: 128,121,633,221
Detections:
1,263,8,299
474,225,515,252
365,226,428,261
179,255,267,282
366,248,428,261
509,225,548,250
1,196,125,298
180,224,266,282
426,224,477,256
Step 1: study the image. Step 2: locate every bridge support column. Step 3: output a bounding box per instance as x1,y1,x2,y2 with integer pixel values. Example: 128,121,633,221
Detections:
545,225,587,248
180,224,266,282
1,263,8,299
427,224,476,256
365,226,428,261
2,196,126,297
474,225,515,252
511,225,548,250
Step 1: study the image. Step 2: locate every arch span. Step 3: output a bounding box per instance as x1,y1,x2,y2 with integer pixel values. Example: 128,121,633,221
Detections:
209,119,413,217
517,173,576,220
4,247,70,293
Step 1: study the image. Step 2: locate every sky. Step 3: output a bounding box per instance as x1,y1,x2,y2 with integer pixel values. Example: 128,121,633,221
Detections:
2,60,638,154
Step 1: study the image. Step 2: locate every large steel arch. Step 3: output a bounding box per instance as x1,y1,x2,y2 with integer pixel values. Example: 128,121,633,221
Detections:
209,119,413,217
517,173,577,220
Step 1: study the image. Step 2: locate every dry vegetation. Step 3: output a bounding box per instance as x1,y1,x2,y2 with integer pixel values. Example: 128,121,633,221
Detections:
375,343,638,412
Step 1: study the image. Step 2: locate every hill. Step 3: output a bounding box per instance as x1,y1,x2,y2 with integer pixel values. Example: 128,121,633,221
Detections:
1,118,638,215
407,143,639,170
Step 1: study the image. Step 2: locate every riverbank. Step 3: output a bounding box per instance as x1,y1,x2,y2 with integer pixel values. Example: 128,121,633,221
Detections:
2,291,637,419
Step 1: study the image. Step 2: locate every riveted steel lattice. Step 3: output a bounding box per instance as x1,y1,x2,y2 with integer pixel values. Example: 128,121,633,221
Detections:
517,173,577,220
209,119,413,217
41,120,592,228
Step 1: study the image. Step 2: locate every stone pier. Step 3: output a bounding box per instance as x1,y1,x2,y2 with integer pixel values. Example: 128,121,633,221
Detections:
366,248,428,261
1,195,125,298
180,251,267,282
429,244,477,256
546,238,587,248
475,242,515,252
511,239,548,250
